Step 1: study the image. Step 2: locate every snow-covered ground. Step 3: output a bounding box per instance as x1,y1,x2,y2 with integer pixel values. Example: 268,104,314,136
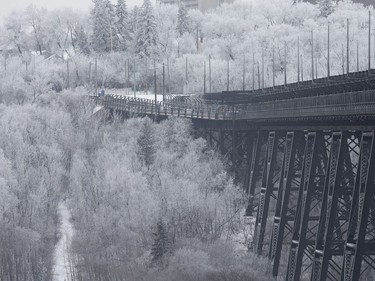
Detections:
105,89,168,102
53,202,74,281
92,105,104,114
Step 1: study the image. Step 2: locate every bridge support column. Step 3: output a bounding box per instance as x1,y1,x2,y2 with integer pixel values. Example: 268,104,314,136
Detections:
245,131,266,217
311,132,360,281
253,131,280,255
286,131,329,281
269,131,305,277
341,131,375,281
232,131,254,186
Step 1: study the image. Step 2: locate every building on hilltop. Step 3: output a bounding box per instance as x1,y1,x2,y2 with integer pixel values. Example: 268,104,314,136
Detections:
159,0,234,12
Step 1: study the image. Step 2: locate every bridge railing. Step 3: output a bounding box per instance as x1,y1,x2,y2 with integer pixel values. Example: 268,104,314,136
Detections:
96,94,235,120
235,89,375,120
93,88,375,121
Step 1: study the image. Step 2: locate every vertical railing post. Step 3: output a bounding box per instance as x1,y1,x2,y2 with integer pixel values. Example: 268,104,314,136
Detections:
369,11,371,72
243,55,246,91
252,52,255,91
204,61,206,94
297,38,300,85
154,60,157,122
357,40,359,72
133,58,136,98
262,47,265,89
311,31,314,82
328,24,330,78
227,59,230,91
95,57,98,96
284,41,287,86
347,19,350,75
273,46,276,89
162,63,165,102
257,62,261,90
209,54,212,93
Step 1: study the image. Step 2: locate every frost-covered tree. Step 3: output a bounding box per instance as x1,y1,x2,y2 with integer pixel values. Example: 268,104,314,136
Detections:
127,6,139,52
25,5,46,54
90,0,116,52
137,118,155,167
115,0,130,51
3,11,29,55
136,0,159,58
151,219,170,267
129,6,140,36
177,4,190,36
318,0,334,17
74,25,91,55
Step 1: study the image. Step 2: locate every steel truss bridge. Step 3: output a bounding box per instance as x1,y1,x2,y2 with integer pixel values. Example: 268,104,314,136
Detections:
93,69,375,281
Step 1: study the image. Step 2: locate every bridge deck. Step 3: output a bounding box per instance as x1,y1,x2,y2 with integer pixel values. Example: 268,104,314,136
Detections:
97,88,375,123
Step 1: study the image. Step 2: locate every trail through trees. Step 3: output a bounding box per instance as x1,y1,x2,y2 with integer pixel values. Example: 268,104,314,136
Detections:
53,202,74,281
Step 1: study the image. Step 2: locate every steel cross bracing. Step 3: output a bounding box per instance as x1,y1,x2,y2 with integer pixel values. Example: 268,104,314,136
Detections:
269,131,305,277
92,70,375,280
190,127,375,280
286,132,331,280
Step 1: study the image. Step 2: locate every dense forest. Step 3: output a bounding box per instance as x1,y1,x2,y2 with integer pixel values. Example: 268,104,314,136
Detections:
0,90,272,280
0,0,374,280
0,0,374,97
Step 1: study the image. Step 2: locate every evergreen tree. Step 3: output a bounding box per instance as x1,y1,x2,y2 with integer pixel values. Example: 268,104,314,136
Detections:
177,4,190,36
137,119,155,167
135,0,159,58
151,219,170,267
115,0,130,51
74,25,91,55
128,6,140,52
318,0,334,18
90,0,116,52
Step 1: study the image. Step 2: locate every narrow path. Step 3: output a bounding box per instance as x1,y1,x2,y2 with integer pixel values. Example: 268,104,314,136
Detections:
53,202,74,281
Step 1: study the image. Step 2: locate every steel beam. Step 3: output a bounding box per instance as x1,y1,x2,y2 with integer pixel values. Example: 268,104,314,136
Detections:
246,131,267,217
341,131,375,281
311,132,349,281
244,132,258,199
269,131,305,276
254,131,279,255
286,131,328,281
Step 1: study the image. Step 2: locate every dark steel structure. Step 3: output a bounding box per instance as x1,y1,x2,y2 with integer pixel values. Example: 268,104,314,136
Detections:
92,69,375,280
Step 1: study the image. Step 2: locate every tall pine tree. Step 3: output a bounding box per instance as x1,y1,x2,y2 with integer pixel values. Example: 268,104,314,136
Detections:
137,119,155,167
177,4,190,36
135,0,159,58
128,6,140,52
74,25,91,55
115,0,130,51
318,0,334,18
90,0,116,52
151,219,170,267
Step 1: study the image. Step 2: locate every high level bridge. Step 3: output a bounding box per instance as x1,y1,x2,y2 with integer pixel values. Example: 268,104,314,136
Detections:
93,69,375,281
